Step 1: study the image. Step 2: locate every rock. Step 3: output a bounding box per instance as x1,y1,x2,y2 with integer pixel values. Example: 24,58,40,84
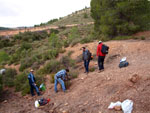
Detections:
62,110,69,113
3,100,7,103
84,101,88,105
107,77,111,81
64,103,68,106
114,106,122,111
129,74,140,83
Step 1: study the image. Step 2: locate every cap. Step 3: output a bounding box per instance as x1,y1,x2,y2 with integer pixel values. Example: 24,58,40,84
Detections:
99,41,102,43
30,69,34,72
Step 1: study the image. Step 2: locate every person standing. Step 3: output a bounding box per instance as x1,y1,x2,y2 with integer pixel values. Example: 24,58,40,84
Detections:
97,41,106,72
54,69,69,93
28,69,40,96
82,47,91,74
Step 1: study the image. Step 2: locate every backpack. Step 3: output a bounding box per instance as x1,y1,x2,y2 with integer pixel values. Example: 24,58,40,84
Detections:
88,51,93,60
101,44,109,54
119,61,129,68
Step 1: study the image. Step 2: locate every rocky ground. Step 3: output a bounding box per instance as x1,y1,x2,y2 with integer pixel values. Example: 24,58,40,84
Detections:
1,39,150,113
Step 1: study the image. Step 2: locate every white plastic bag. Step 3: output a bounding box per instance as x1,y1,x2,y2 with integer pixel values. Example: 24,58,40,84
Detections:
121,99,133,113
35,100,40,108
108,101,122,109
120,57,127,62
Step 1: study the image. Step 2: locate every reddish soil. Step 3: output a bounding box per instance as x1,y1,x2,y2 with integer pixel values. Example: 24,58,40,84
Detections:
0,22,94,36
1,39,150,113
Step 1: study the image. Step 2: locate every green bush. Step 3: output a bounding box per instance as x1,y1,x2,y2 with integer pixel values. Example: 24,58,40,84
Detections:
67,51,74,57
60,56,75,68
19,57,36,72
113,36,133,40
42,49,59,61
69,70,79,79
0,75,3,94
50,74,55,83
89,67,96,72
49,33,62,49
0,38,14,49
83,13,88,18
0,51,9,64
65,80,71,89
141,36,145,40
20,42,32,51
39,60,62,74
3,68,17,87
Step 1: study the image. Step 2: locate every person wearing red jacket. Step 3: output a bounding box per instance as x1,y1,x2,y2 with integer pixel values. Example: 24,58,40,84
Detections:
97,41,106,72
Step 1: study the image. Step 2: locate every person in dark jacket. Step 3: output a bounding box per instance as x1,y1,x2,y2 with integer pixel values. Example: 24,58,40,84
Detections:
97,41,106,72
28,69,40,96
54,69,69,93
82,47,90,74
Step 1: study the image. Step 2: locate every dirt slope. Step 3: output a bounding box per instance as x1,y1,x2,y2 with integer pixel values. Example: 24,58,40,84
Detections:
1,39,150,113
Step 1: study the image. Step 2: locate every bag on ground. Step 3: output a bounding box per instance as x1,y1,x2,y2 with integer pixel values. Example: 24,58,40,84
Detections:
119,61,129,68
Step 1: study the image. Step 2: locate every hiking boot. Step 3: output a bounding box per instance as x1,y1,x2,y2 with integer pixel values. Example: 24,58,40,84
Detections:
37,92,41,96
98,69,104,73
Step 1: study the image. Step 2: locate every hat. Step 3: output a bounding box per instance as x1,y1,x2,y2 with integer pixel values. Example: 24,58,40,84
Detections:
99,41,102,43
30,69,34,72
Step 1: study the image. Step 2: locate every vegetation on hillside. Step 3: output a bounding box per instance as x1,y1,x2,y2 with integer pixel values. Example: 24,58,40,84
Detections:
0,3,149,96
0,27,11,30
91,0,150,37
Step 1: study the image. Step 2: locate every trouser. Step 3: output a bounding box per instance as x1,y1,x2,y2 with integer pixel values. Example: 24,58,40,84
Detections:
54,78,66,92
30,84,40,96
98,56,105,70
84,60,90,73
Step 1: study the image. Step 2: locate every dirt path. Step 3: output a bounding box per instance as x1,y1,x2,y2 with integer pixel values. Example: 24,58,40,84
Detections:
0,22,94,36
1,39,150,113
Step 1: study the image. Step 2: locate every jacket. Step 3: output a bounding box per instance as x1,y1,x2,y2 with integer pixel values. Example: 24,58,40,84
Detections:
82,49,90,60
55,69,67,80
28,72,36,85
97,43,106,56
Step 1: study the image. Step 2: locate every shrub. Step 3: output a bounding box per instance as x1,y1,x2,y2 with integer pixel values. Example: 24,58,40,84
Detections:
0,51,9,64
141,36,145,40
49,33,62,49
83,13,88,18
20,42,32,51
3,68,17,87
15,74,30,96
50,74,55,83
65,80,71,89
69,70,79,79
60,56,75,68
67,51,74,57
39,60,62,74
19,57,36,72
89,67,96,72
0,75,3,94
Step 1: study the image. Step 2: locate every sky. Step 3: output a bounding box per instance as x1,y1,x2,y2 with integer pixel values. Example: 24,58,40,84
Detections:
0,0,91,28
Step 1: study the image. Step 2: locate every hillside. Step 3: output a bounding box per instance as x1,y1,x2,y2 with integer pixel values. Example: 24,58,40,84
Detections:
0,8,93,36
1,5,150,113
1,39,150,113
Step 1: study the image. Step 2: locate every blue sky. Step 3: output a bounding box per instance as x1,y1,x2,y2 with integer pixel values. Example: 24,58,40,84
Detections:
0,0,91,28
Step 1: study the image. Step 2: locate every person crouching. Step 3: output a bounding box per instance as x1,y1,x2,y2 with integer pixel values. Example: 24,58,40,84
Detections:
54,69,69,93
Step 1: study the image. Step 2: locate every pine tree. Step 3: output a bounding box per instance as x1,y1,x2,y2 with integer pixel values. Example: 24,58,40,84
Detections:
91,0,150,37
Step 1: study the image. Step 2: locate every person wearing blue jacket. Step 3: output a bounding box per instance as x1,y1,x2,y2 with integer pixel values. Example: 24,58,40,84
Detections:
28,69,40,96
54,69,69,93
82,47,90,74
